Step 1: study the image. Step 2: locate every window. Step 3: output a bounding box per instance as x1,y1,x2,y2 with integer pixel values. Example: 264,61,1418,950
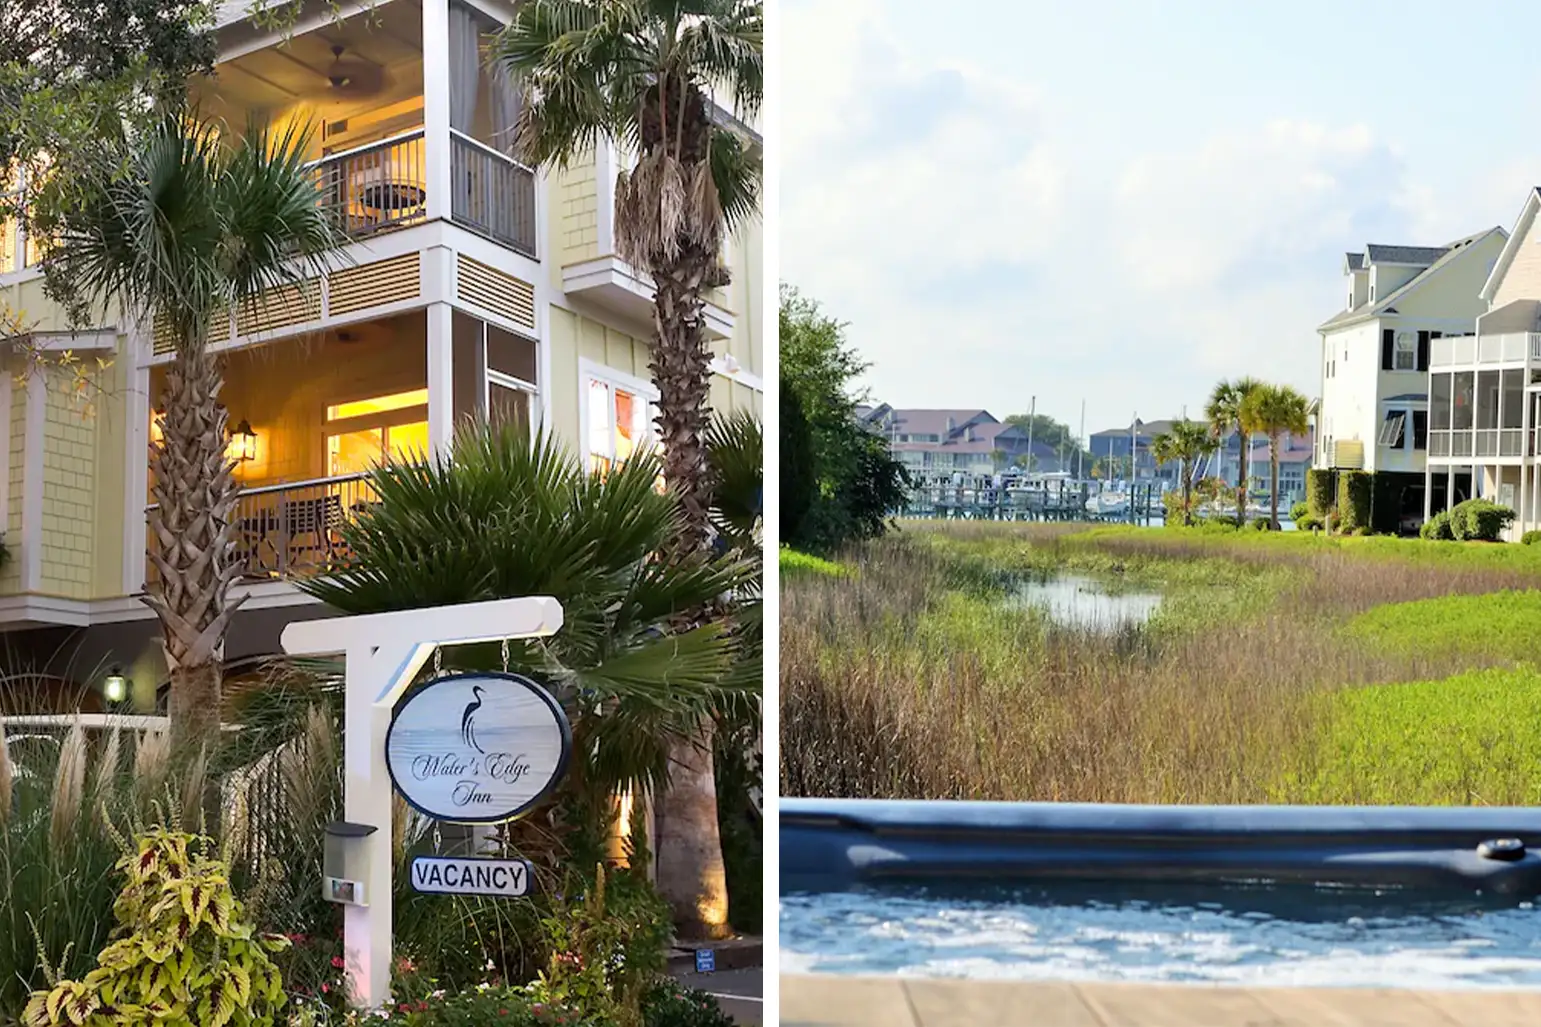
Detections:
1394,331,1416,371
1412,410,1428,451
583,363,660,476
1379,411,1406,449
325,388,430,475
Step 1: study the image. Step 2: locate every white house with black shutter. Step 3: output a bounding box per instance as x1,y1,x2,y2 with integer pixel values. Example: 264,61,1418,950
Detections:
1316,227,1507,528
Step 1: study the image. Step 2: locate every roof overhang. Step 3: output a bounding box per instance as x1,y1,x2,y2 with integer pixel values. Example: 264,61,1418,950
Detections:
563,256,734,341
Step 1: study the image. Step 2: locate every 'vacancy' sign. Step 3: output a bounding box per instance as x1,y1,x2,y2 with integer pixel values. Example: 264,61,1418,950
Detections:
409,855,533,897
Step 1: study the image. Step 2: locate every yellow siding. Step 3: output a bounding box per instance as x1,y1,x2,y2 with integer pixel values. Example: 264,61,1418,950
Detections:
39,376,97,598
0,379,23,595
554,149,600,280
90,352,130,597
1494,215,1541,307
548,305,649,445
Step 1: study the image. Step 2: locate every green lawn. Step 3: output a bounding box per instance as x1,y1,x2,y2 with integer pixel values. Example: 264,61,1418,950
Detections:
1346,590,1541,664
1279,668,1541,806
779,547,847,579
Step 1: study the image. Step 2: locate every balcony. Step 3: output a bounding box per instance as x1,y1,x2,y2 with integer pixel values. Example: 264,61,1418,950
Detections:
141,307,537,588
148,474,374,583
1430,332,1541,368
1429,429,1529,461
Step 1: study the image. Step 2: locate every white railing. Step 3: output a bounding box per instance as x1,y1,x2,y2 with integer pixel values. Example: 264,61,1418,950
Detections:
1429,431,1450,457
147,472,374,584
449,130,537,257
308,130,428,239
1430,336,1457,367
1502,429,1526,457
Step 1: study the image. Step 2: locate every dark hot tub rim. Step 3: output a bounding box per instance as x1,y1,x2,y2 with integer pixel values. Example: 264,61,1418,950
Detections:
780,798,1541,896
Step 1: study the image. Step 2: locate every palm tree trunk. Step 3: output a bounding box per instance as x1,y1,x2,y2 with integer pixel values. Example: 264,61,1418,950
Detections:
1234,426,1247,527
1270,439,1281,530
143,345,245,747
648,248,731,937
1182,464,1194,526
649,252,715,560
655,718,731,939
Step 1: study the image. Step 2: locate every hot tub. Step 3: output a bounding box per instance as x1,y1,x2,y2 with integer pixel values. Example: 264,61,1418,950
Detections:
781,799,1541,987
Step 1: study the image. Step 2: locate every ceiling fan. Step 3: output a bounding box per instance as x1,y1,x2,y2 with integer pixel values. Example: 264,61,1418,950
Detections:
323,44,386,99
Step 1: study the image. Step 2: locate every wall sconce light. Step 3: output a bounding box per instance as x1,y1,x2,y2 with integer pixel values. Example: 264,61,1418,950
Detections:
228,419,258,463
103,666,128,704
150,408,165,445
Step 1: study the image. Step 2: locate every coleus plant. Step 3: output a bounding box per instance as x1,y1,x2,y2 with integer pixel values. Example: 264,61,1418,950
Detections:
23,827,291,1027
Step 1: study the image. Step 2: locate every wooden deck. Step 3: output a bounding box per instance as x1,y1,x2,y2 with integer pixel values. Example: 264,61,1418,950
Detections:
780,974,1541,1026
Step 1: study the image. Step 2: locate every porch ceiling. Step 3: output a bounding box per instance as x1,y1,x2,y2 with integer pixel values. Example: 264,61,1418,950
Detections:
196,0,423,114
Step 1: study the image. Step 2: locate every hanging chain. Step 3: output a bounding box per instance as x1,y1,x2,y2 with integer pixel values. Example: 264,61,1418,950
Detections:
500,636,510,673
432,645,443,677
431,822,442,853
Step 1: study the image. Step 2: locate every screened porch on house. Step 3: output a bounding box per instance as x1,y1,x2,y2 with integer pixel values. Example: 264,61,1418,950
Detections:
190,0,535,256
144,309,538,585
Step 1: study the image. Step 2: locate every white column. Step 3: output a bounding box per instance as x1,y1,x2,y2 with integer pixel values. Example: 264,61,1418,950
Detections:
422,0,452,221
427,302,454,456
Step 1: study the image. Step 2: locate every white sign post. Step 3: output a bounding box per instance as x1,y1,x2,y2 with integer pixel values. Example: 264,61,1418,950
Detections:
280,596,564,1010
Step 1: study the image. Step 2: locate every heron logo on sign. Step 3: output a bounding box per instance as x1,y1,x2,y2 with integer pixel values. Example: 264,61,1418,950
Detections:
385,672,572,824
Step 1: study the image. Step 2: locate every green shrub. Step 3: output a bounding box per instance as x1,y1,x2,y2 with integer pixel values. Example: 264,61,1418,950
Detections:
1337,471,1372,533
1420,512,1455,541
1289,501,1310,523
1295,514,1324,532
341,985,596,1026
1305,468,1334,519
1523,530,1541,546
1449,499,1516,542
641,979,737,1027
24,827,291,1027
527,863,670,1027
1249,516,1271,531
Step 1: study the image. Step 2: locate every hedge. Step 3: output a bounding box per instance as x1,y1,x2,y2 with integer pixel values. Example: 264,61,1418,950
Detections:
1337,470,1372,533
1305,469,1334,520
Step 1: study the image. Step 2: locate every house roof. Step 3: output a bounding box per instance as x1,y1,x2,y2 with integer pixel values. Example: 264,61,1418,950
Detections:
1319,227,1506,332
1344,252,1365,273
1364,244,1449,266
1481,187,1541,302
871,408,998,436
1384,392,1428,403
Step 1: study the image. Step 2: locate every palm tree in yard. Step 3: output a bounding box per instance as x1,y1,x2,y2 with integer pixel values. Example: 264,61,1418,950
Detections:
1150,420,1218,526
37,113,341,744
1205,377,1262,526
494,1,761,938
1241,383,1311,530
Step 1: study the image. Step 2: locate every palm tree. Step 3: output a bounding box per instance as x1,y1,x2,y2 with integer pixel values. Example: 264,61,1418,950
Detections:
1241,384,1311,530
494,0,761,939
36,113,341,743
1205,377,1263,526
494,0,762,560
300,423,754,930
1150,420,1218,526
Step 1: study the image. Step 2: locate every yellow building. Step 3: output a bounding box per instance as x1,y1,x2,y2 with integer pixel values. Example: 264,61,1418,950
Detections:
0,0,763,710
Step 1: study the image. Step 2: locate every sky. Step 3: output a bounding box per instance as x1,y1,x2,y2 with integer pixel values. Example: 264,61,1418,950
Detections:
781,0,1541,435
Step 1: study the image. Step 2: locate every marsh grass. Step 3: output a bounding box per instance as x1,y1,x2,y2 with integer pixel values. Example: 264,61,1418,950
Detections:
781,523,1541,804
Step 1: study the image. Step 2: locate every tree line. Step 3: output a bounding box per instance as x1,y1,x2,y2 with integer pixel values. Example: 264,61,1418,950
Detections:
1152,378,1311,530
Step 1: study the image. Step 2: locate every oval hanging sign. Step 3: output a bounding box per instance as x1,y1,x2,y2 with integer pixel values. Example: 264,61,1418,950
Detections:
385,672,572,824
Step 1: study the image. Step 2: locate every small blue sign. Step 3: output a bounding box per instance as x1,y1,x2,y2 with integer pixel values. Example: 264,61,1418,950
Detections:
694,948,716,973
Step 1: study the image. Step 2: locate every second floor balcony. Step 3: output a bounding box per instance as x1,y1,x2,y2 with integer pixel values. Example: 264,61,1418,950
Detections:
144,306,537,588
1,0,538,282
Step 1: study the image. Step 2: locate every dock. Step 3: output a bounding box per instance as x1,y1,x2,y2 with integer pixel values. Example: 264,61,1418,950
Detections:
781,974,1541,1026
899,477,1165,524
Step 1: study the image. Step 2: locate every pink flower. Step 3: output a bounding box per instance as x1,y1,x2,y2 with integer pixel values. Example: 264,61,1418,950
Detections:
332,956,346,969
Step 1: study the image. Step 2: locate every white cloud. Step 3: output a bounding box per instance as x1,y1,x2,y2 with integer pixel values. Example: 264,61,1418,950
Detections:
780,4,1503,430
